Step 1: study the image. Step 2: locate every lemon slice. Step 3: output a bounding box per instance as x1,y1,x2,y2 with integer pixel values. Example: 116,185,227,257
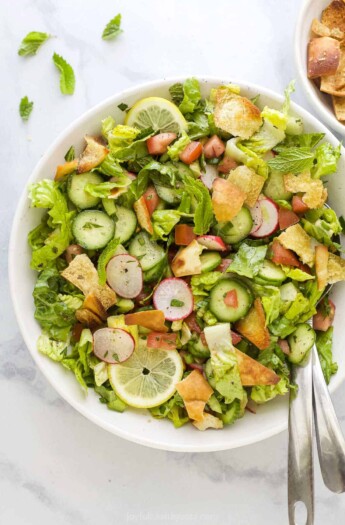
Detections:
108,338,184,408
125,97,187,134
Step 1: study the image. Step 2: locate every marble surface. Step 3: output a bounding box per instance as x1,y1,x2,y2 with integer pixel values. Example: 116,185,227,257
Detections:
2,0,345,523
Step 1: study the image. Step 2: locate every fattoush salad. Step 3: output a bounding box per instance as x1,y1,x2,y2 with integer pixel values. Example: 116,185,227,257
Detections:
28,78,345,431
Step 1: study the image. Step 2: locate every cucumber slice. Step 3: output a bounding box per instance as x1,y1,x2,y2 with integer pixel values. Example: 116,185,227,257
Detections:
102,198,116,216
155,185,181,204
129,231,165,271
68,172,103,209
209,279,253,322
200,252,222,273
213,207,253,244
263,169,292,201
188,336,210,359
288,323,316,364
114,206,137,243
73,210,115,250
143,256,167,283
257,260,286,284
205,359,216,389
280,282,299,302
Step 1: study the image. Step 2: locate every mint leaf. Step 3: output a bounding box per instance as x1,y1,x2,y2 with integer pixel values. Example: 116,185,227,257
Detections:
52,53,75,95
118,103,128,112
102,14,123,40
19,96,34,121
64,146,75,161
268,147,314,174
18,31,50,56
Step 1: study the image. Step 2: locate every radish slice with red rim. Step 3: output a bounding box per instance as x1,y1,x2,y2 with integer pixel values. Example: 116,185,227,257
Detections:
93,328,135,364
153,278,193,321
197,235,227,251
249,200,263,234
251,197,279,238
200,165,218,190
106,254,143,298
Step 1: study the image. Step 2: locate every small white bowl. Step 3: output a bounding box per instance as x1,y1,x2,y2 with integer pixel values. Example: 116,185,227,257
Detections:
295,0,345,136
9,77,345,452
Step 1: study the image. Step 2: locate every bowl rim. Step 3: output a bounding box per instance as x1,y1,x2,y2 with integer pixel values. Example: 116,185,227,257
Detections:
8,76,344,452
294,0,345,137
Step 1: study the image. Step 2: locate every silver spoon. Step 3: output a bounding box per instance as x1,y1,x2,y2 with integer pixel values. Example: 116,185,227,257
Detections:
288,226,345,523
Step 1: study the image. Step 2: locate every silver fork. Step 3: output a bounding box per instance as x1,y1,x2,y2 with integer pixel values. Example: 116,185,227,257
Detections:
288,317,345,524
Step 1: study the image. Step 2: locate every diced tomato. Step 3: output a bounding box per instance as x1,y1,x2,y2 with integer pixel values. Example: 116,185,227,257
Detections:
179,141,203,164
231,330,242,345
224,290,238,308
147,332,177,350
175,224,196,246
218,156,238,174
203,135,225,159
185,312,202,334
216,258,232,272
146,133,177,155
278,207,300,230
313,299,336,331
200,332,208,346
278,338,290,355
271,240,300,267
292,195,310,215
143,186,160,216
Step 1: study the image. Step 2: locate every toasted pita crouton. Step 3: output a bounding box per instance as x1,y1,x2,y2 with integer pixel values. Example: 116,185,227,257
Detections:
77,136,109,174
307,37,340,78
327,252,345,283
61,254,116,309
214,88,262,139
125,310,168,332
227,166,265,207
235,348,280,386
320,50,345,95
277,224,315,266
108,187,128,200
312,18,331,37
55,159,78,181
171,239,203,277
315,245,329,290
133,196,153,234
83,293,107,321
176,370,213,421
212,177,246,222
193,413,223,431
284,172,327,209
235,298,270,350
76,308,103,328
333,95,345,120
322,0,345,33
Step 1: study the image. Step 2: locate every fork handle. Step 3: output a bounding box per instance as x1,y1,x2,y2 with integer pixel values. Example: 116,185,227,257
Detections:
288,354,314,525
312,345,345,493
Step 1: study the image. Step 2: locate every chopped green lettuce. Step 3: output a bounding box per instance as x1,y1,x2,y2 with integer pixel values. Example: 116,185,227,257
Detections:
151,210,181,240
167,131,190,160
191,271,222,297
227,244,267,278
312,143,341,179
251,346,291,403
316,327,338,384
178,78,201,115
150,391,189,427
281,266,314,281
180,174,213,235
95,384,127,412
28,179,74,270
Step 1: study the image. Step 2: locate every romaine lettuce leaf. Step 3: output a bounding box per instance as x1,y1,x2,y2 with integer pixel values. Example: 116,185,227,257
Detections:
180,174,213,235
312,143,341,179
316,327,338,384
150,391,189,427
151,209,181,240
28,179,74,270
167,131,190,160
178,78,201,115
227,244,267,278
251,375,289,403
250,346,291,403
280,266,314,281
191,271,222,297
94,384,127,412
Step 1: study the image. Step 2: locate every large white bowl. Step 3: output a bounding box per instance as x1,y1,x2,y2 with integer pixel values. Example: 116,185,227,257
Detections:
9,77,345,452
295,0,345,137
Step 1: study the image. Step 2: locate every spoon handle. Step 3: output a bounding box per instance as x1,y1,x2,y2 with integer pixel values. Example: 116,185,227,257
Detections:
288,354,314,525
312,345,345,493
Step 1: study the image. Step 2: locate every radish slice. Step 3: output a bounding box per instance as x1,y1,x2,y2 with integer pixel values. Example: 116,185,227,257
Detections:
197,235,227,251
153,278,193,321
200,165,218,190
93,328,134,364
249,200,263,234
251,197,279,238
106,254,143,298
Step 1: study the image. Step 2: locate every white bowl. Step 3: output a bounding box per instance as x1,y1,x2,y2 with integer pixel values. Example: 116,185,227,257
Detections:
295,0,345,136
9,77,345,452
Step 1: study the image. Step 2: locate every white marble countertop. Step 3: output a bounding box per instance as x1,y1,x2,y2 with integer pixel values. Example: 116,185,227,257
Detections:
2,0,345,523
